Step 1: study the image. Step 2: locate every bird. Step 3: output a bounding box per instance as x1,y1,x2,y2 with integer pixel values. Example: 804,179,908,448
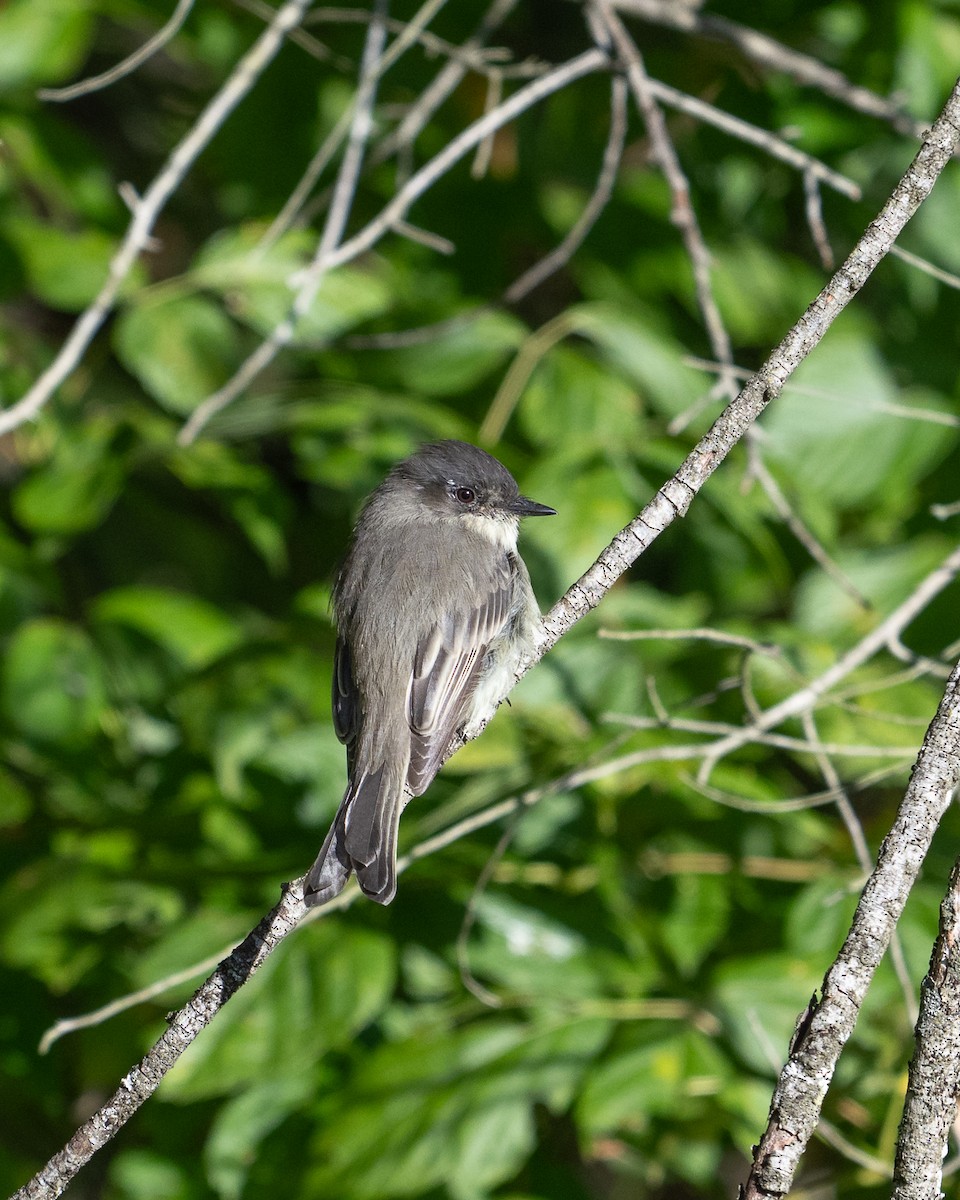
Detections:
302,440,556,907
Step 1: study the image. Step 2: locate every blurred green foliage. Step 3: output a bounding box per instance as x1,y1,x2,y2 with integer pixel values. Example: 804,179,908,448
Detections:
0,1,959,1198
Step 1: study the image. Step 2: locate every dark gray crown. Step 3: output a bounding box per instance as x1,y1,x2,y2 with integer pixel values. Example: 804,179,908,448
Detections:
394,440,519,498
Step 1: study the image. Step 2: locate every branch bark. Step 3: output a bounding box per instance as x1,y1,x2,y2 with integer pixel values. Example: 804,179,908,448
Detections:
892,855,960,1200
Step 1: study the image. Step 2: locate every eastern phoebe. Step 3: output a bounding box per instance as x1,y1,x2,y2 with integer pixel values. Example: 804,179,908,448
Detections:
303,440,556,907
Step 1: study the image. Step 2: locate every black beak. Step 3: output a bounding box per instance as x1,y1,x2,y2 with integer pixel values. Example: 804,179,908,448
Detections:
510,495,557,518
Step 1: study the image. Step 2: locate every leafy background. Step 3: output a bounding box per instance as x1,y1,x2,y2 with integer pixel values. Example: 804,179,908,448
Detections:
1,1,959,1197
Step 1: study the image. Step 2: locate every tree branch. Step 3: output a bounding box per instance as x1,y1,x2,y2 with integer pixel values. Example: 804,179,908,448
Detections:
892,856,960,1199
742,656,960,1197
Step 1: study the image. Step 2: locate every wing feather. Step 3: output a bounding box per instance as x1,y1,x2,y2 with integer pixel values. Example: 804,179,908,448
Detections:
332,637,358,774
407,557,514,795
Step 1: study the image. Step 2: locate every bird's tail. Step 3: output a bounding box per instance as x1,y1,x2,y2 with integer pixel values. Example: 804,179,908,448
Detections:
302,763,404,907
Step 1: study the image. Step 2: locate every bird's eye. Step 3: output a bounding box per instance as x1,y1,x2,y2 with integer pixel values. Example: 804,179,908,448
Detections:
455,486,476,505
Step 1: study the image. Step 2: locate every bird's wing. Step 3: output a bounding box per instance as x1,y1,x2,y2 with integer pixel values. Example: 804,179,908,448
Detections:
407,561,513,795
332,636,359,772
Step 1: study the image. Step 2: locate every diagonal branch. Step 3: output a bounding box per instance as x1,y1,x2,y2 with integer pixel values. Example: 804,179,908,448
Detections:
12,884,304,1200
532,78,960,659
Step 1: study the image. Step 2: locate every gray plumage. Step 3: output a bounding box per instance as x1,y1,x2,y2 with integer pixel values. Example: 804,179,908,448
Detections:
303,440,555,907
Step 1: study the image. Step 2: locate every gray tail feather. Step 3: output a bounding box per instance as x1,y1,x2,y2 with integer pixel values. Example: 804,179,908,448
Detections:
302,765,403,908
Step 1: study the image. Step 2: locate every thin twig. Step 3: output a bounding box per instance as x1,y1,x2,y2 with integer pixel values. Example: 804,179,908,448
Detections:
352,69,628,356
371,0,521,165
591,1,738,402
604,711,917,762
644,76,860,201
305,5,543,78
804,169,835,268
530,82,960,672
598,626,784,658
504,72,628,303
37,0,196,102
179,0,392,442
889,244,960,290
745,434,872,610
230,0,351,67
687,357,960,429
605,0,925,138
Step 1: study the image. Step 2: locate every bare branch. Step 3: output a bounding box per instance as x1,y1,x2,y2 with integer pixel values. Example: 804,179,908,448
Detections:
13,884,304,1200
743,656,960,1199
800,710,918,1024
371,0,521,164
642,76,860,201
305,5,543,78
231,0,351,66
353,70,628,357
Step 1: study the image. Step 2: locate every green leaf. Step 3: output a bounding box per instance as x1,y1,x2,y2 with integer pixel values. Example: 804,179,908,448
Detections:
91,587,245,671
162,922,395,1101
113,293,241,415
577,1028,729,1135
712,954,822,1076
0,871,182,991
762,330,956,510
569,303,707,420
11,418,126,533
1,618,108,745
661,867,731,977
204,1077,315,1200
378,311,524,395
3,216,135,311
794,537,953,640
107,1149,191,1200
519,341,641,452
193,225,392,342
0,0,93,89
311,1018,610,1200
0,768,31,828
